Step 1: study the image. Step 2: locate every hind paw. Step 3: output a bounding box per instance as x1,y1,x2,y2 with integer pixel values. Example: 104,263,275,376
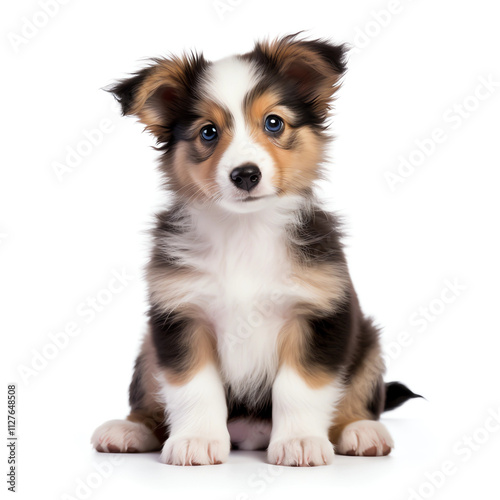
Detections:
336,420,393,456
91,419,161,453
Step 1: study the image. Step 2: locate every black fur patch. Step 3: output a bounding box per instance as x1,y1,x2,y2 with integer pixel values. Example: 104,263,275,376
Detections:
129,354,145,411
109,54,210,152
288,208,345,264
108,67,154,116
366,378,385,418
149,206,188,268
242,35,347,130
344,311,381,381
286,206,355,374
297,38,347,74
304,297,353,372
226,385,273,421
149,306,191,373
245,76,328,130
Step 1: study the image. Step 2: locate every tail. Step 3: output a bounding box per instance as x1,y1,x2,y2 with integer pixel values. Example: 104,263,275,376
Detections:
383,381,423,412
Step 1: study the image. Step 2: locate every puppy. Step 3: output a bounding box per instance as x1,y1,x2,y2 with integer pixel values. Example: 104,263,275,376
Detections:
91,34,420,466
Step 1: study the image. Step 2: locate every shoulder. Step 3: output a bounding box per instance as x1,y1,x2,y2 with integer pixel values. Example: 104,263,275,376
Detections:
153,204,188,237
288,202,345,264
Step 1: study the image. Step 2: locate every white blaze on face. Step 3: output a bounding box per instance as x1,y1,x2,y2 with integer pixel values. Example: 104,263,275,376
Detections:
201,56,277,208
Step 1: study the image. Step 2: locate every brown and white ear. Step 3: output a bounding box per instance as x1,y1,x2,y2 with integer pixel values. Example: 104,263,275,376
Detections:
108,53,208,143
250,34,348,118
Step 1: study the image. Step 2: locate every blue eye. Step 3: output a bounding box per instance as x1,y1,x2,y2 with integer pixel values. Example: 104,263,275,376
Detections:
200,125,218,142
264,115,284,133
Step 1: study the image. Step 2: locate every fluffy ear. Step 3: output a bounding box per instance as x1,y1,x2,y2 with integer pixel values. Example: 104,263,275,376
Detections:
108,53,208,144
247,34,348,119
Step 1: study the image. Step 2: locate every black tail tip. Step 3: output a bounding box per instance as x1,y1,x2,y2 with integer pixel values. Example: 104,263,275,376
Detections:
383,381,424,412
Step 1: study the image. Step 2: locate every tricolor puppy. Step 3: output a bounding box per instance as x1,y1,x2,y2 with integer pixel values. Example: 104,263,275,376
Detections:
92,35,420,466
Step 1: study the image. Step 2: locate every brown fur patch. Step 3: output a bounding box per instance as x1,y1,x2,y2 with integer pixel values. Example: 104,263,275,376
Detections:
130,316,217,408
147,265,203,313
245,36,345,116
125,317,218,445
329,344,386,444
172,132,231,201
128,57,203,135
290,261,349,314
147,240,219,386
278,317,333,389
193,100,233,134
126,331,167,444
244,91,326,195
131,332,164,412
277,260,349,388
126,411,166,446
162,316,217,386
162,99,233,200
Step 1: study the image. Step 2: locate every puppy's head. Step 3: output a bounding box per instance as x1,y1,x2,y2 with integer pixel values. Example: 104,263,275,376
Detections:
111,35,346,212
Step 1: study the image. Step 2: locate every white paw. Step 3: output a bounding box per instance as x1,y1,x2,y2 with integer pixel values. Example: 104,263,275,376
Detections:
160,435,230,465
336,420,393,456
91,419,161,453
268,436,334,466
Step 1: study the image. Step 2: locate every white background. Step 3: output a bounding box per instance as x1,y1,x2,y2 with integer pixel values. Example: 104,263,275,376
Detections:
2,0,500,499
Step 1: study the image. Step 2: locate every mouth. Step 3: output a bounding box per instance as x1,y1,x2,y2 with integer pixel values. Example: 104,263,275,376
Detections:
241,195,271,202
219,193,276,213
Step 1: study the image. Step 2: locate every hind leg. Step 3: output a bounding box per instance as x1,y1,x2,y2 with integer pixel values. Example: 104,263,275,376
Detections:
92,333,166,453
330,345,393,456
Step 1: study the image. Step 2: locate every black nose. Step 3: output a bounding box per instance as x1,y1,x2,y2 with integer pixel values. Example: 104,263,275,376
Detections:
230,164,261,192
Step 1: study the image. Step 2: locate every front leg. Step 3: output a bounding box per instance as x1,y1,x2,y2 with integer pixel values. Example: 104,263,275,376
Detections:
150,307,230,465
268,311,349,466
268,365,341,466
159,363,230,465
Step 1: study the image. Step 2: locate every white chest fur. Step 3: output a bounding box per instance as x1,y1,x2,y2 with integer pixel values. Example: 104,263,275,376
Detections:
169,202,303,400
